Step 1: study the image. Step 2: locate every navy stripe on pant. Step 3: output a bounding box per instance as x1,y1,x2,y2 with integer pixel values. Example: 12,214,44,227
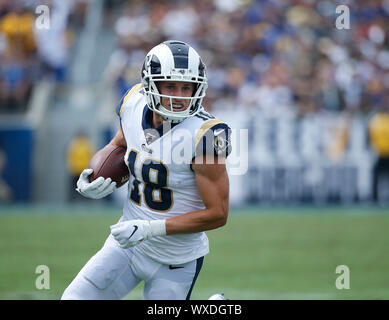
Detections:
185,256,204,300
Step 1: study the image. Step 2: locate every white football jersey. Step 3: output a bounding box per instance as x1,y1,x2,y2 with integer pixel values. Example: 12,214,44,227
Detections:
115,83,231,265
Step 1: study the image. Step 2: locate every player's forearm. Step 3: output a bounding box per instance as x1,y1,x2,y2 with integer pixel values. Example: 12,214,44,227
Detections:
165,206,228,235
109,126,127,148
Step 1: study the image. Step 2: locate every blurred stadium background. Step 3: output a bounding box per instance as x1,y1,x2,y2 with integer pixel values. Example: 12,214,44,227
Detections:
0,0,389,300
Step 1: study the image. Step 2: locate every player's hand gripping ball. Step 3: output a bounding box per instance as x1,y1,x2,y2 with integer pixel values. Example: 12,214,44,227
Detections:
76,145,129,199
88,145,129,187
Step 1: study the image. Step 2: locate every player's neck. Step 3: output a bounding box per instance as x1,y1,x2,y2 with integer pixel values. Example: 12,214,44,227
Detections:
152,112,164,129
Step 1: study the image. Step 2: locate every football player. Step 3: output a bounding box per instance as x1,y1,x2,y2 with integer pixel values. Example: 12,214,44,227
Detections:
62,40,231,300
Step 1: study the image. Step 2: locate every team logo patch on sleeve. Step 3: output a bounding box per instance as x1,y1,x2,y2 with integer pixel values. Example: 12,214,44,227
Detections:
195,120,232,158
213,135,230,155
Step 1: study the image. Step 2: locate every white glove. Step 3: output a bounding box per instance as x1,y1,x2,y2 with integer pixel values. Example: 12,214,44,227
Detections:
76,168,116,199
110,219,166,248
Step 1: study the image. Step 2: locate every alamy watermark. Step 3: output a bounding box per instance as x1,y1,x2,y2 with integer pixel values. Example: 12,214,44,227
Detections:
335,265,350,290
335,5,350,30
35,5,50,30
133,123,248,176
35,265,50,290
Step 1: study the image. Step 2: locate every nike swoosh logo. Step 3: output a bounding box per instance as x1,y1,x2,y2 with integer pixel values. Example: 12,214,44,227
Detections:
214,129,224,136
128,225,138,239
169,265,184,270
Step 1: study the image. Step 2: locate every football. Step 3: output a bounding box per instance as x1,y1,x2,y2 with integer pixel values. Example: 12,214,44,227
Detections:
88,145,129,188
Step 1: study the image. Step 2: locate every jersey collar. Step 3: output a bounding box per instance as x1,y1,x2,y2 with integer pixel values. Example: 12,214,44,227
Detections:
142,105,179,140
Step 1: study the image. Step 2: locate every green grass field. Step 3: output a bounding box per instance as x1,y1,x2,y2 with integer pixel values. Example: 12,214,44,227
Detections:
0,205,388,300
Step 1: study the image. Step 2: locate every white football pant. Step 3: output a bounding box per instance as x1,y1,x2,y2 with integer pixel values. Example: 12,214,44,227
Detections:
61,235,204,300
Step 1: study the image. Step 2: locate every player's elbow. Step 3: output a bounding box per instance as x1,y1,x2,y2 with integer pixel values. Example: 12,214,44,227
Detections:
218,215,228,228
212,206,228,228
221,208,229,227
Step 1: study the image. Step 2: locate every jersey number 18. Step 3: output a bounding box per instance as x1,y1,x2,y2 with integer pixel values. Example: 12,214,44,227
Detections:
127,149,173,212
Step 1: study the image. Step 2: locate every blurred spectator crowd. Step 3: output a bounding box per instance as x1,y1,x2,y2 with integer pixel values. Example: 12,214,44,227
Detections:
0,0,37,113
0,0,86,114
1,0,389,117
105,0,389,117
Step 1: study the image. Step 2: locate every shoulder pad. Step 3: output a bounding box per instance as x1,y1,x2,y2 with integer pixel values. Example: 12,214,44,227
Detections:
115,83,142,117
195,119,232,158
